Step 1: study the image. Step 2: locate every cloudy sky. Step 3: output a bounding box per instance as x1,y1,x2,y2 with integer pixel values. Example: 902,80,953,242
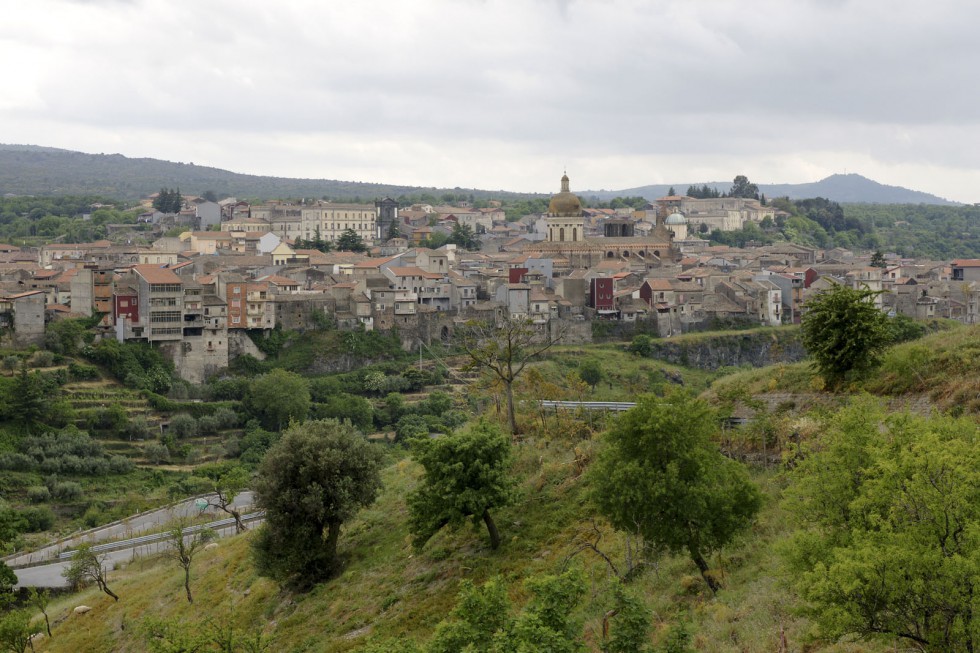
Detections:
3,0,979,201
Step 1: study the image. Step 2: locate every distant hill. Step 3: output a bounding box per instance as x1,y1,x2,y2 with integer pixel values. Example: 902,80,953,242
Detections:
0,144,539,202
584,173,957,205
0,144,956,205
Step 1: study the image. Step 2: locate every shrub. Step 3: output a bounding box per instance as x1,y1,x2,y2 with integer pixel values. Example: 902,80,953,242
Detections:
197,415,221,436
108,455,134,474
1,355,19,373
29,351,55,368
19,507,54,532
144,442,171,464
67,362,100,381
26,486,50,503
50,481,83,501
212,407,239,430
168,414,198,439
123,416,153,441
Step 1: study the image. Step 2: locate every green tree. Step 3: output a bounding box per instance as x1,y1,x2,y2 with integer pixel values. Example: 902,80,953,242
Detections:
800,283,890,386
0,610,38,653
578,360,602,391
728,175,759,199
448,222,480,250
408,419,516,551
785,401,980,652
425,570,586,653
245,369,311,431
251,419,383,586
457,316,565,434
589,391,761,593
869,249,886,267
63,543,119,601
336,228,366,252
667,186,676,196
601,582,651,653
3,366,48,432
627,334,653,357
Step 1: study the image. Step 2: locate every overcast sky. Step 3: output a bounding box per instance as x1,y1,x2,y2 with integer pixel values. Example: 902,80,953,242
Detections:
3,0,980,202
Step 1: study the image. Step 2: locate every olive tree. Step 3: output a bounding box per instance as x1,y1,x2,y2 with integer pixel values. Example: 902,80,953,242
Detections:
589,391,760,593
251,419,383,586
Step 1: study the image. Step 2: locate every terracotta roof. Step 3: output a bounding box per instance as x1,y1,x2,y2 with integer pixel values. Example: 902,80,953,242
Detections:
133,264,182,284
644,278,673,291
388,266,426,277
952,259,980,267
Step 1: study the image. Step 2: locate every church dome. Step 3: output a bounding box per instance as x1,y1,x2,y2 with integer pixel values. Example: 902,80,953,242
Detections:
665,212,687,225
548,174,583,217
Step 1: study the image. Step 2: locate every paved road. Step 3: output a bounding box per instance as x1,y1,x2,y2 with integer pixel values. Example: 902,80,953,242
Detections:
5,491,254,569
13,514,265,588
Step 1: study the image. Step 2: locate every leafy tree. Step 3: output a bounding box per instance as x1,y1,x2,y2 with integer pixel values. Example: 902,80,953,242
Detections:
869,249,886,267
245,369,310,431
785,400,980,652
627,334,653,357
426,570,586,653
409,419,516,551
336,228,366,252
448,222,480,250
800,283,890,386
0,610,38,653
457,316,565,434
601,582,651,653
251,419,383,586
728,175,759,199
3,366,48,432
395,414,430,442
152,187,183,213
589,391,761,593
164,519,215,603
63,543,119,601
578,360,602,391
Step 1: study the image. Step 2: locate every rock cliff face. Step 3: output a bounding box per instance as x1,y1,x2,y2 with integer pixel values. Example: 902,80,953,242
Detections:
647,330,805,370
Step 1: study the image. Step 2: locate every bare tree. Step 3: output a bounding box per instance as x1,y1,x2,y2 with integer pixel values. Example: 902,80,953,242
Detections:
63,544,118,601
27,588,50,638
457,315,565,434
206,466,249,534
164,519,216,604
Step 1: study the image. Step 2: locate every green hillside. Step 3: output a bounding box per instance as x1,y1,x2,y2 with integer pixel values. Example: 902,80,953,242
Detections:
18,326,979,653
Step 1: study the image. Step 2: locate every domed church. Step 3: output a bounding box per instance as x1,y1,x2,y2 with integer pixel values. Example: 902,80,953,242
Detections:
545,173,585,243
527,172,680,268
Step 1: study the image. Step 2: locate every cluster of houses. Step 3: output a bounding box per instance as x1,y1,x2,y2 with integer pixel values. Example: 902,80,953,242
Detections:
0,175,976,383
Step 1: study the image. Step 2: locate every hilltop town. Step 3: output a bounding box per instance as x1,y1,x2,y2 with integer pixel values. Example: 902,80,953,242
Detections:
0,173,976,383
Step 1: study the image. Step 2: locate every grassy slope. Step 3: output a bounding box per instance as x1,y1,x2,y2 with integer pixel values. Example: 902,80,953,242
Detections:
38,446,883,653
31,327,980,652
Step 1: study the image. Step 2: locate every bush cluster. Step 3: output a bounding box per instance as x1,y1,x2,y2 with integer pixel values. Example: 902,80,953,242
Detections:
0,427,133,475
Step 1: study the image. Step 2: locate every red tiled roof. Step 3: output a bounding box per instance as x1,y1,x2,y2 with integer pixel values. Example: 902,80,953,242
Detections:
133,264,182,284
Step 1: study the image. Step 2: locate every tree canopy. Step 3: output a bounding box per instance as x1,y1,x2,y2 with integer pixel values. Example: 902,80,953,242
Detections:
409,419,516,550
252,419,383,586
785,399,980,652
800,282,890,386
245,369,311,430
589,390,761,592
336,228,367,252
